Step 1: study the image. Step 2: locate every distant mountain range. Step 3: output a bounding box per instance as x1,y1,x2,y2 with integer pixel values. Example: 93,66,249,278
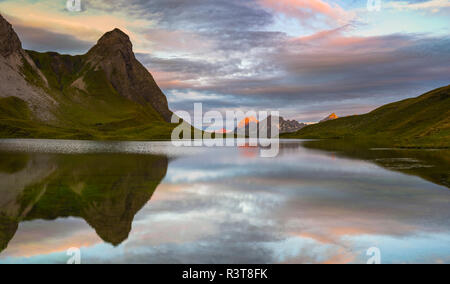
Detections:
0,14,177,140
279,117,308,133
283,86,450,148
234,115,307,137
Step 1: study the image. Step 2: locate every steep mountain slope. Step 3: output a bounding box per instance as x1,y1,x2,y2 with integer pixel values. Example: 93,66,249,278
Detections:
85,28,172,121
283,86,450,148
0,14,177,140
0,15,56,122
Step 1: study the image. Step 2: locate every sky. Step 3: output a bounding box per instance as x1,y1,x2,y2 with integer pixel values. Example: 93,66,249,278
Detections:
0,0,449,122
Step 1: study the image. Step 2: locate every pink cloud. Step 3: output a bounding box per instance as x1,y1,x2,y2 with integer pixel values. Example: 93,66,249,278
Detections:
259,0,351,26
150,70,197,90
288,25,414,55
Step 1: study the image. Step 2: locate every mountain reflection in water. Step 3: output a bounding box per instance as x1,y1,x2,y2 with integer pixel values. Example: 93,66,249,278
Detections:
0,139,449,264
0,152,168,252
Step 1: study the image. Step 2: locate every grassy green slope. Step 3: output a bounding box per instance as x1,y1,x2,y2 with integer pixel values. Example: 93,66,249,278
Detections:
283,85,450,148
1,51,180,140
0,96,45,138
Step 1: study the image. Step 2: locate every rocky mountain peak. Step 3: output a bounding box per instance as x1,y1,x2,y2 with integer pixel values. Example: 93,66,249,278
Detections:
88,28,133,58
85,28,172,122
0,16,173,124
320,113,339,123
99,28,131,46
237,116,259,128
329,113,338,119
0,14,22,57
264,115,306,133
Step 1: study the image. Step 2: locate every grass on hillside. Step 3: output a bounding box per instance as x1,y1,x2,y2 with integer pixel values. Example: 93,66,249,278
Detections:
282,85,450,148
1,50,184,141
0,95,179,140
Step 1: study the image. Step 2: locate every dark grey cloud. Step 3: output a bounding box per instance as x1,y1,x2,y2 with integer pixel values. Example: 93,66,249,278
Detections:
13,24,93,54
267,34,450,98
144,32,450,121
137,53,242,80
204,30,287,53
86,0,273,31
137,29,285,80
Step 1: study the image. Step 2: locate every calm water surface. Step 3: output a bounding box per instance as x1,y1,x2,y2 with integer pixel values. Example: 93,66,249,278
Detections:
0,139,449,264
